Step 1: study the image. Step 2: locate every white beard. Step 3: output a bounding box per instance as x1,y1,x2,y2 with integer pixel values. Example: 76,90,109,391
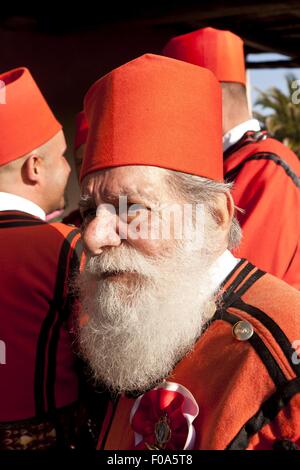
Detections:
77,237,220,394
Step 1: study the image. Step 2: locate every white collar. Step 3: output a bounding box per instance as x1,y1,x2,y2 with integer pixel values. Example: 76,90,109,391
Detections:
210,249,240,294
0,192,46,220
223,119,261,152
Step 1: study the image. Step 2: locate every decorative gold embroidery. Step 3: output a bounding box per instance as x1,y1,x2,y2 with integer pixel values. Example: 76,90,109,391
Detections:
145,413,172,450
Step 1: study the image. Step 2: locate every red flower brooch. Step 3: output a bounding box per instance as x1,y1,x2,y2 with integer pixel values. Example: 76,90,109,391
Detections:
130,381,199,450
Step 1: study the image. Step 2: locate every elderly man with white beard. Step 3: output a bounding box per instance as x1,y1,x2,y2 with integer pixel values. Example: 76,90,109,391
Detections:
76,54,300,451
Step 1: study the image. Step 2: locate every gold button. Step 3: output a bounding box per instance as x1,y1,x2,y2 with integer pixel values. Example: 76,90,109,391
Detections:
232,320,254,341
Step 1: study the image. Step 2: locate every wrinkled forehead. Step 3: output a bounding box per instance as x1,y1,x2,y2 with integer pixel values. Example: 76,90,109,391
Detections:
81,165,168,202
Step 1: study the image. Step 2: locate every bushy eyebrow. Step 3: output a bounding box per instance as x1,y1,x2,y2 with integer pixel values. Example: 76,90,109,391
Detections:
79,189,159,211
101,189,144,201
104,189,156,204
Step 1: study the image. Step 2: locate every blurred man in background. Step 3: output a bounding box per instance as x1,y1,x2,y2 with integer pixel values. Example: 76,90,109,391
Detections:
0,67,83,449
163,27,300,289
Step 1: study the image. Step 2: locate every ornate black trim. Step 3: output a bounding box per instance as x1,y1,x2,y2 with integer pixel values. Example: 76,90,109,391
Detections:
213,309,287,388
225,152,300,188
227,378,300,450
34,229,79,415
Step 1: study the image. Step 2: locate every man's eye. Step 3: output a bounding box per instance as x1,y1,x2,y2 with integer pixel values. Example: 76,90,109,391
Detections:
120,204,148,221
128,204,147,214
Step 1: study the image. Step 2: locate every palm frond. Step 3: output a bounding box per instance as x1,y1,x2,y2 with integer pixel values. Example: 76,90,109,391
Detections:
253,75,300,158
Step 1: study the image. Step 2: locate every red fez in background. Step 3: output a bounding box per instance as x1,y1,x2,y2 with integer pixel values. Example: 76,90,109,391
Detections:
74,111,88,151
163,27,246,85
81,53,223,183
0,67,61,166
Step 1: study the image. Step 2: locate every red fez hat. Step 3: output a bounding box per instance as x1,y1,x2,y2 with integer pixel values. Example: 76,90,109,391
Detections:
163,27,246,85
0,67,61,166
81,54,223,183
74,111,88,151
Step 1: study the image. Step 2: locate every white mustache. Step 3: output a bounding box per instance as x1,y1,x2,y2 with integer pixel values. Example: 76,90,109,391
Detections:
85,245,165,279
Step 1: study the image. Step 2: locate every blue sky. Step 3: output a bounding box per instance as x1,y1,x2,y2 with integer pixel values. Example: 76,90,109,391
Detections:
248,53,300,112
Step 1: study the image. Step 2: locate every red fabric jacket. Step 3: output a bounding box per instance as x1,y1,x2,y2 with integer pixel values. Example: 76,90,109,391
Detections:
63,209,82,228
0,211,83,421
97,260,300,450
224,131,300,289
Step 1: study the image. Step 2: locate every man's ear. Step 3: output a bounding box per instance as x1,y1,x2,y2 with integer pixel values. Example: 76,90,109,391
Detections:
225,192,235,224
22,154,43,184
213,192,235,230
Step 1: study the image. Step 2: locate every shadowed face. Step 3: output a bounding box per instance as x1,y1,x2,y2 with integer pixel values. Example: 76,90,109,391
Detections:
77,165,225,394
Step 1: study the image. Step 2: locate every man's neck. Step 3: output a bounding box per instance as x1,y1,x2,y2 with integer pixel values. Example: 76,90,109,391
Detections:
222,119,261,152
0,192,46,220
209,250,240,295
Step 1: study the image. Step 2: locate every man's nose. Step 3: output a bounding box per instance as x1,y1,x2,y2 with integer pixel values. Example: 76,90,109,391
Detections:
83,204,121,255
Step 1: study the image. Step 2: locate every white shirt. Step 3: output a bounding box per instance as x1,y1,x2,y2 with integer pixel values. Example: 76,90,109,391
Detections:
223,119,261,152
0,192,46,220
210,249,240,294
